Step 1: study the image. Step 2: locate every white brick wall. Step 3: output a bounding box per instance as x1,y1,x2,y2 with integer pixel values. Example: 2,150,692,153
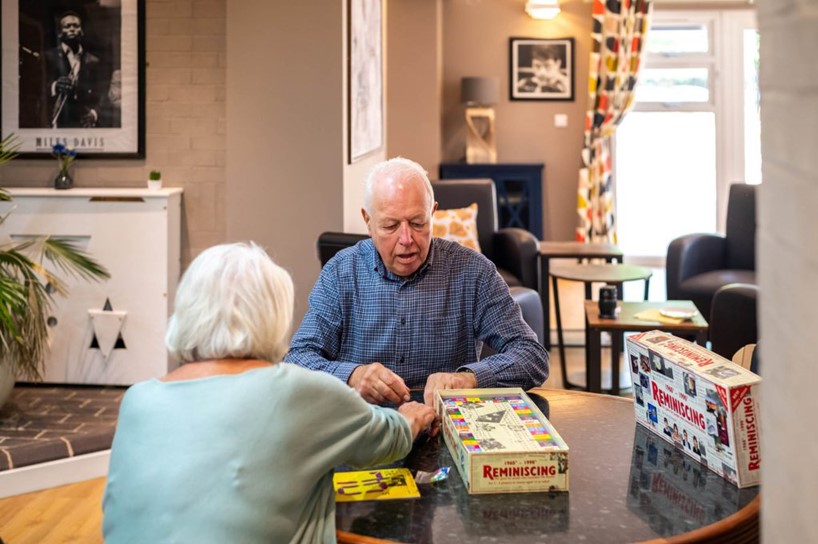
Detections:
757,0,818,541
0,0,227,265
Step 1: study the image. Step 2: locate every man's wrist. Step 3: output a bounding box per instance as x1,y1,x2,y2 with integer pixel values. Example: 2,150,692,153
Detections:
457,368,478,387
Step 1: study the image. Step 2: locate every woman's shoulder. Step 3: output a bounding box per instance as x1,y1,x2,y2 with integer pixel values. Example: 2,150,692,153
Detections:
276,363,359,394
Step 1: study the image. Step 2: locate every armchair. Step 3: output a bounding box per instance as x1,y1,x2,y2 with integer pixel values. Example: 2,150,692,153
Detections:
666,183,757,317
708,283,759,362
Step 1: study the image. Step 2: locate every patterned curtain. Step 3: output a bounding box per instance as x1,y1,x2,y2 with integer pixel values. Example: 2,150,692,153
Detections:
576,0,652,243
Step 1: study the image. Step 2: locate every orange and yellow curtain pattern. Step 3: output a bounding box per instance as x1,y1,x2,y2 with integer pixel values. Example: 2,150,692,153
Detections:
576,0,652,243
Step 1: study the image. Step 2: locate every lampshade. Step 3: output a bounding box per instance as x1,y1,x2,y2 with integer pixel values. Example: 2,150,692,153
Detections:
461,77,499,106
525,0,560,20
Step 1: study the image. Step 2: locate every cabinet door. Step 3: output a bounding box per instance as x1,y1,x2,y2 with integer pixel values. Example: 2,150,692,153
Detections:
0,193,181,385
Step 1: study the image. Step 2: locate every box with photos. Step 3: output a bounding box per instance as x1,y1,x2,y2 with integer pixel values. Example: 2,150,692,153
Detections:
626,331,761,488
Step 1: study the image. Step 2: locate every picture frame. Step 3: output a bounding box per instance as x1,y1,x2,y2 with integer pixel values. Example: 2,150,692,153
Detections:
1,0,145,158
348,0,383,163
510,37,574,102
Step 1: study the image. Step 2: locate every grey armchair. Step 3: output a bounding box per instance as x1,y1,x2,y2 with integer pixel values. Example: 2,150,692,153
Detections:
666,183,757,317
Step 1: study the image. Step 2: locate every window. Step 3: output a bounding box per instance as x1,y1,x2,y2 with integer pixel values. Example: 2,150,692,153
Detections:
615,9,759,264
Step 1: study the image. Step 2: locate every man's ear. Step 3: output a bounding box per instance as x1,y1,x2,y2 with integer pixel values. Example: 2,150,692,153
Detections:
361,208,370,228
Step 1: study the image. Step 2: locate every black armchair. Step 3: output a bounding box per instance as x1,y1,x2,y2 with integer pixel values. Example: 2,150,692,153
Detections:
708,283,758,362
666,183,757,317
431,178,540,290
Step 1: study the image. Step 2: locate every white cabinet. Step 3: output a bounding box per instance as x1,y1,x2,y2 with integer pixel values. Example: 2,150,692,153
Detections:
0,188,182,385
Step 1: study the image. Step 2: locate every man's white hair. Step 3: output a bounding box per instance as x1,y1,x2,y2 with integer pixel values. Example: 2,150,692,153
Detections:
362,157,435,214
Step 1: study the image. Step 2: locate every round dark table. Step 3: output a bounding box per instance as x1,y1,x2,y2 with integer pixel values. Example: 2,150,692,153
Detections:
335,388,759,544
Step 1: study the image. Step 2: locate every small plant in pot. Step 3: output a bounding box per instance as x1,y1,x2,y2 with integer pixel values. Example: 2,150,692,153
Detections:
148,170,162,190
0,135,110,407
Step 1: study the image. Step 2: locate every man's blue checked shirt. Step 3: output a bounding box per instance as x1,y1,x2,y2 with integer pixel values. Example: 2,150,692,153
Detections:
285,238,549,390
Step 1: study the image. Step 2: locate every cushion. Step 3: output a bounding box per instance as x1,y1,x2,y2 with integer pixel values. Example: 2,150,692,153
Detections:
433,203,481,252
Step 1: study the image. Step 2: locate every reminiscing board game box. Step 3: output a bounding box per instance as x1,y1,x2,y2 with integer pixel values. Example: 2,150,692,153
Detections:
626,331,761,488
435,388,569,494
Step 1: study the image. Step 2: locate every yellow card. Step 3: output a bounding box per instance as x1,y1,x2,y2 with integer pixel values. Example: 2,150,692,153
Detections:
333,468,420,501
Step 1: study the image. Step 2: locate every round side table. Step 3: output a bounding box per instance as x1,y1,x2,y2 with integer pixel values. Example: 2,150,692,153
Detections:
549,262,653,391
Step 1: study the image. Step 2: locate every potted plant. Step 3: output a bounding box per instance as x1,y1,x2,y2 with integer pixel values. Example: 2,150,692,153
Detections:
0,135,110,407
148,170,162,190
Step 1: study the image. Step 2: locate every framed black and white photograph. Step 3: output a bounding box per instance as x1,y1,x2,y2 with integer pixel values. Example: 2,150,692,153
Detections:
348,0,383,163
510,37,574,101
1,0,145,158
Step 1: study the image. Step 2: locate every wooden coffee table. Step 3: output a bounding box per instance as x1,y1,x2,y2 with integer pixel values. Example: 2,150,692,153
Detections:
584,300,709,395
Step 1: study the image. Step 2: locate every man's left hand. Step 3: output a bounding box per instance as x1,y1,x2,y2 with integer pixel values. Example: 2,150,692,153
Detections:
423,371,477,406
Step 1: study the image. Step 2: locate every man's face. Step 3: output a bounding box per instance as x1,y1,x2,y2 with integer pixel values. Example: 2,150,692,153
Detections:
60,15,82,42
362,173,435,278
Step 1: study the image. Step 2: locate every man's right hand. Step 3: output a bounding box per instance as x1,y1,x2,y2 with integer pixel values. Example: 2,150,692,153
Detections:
348,362,411,405
55,76,75,95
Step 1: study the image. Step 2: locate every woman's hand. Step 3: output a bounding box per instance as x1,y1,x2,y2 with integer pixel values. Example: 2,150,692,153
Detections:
398,401,439,438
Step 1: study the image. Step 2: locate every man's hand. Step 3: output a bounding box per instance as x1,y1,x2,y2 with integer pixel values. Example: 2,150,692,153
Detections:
348,362,411,405
55,76,75,95
398,401,439,439
423,371,478,406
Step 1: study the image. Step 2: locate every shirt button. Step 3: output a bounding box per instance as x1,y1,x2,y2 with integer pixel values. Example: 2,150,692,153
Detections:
399,357,405,364
401,318,406,325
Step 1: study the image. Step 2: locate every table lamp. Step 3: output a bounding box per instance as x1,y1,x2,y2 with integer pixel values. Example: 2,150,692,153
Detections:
461,76,498,164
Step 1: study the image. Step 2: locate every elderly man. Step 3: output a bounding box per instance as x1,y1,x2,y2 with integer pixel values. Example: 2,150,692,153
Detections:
286,157,548,405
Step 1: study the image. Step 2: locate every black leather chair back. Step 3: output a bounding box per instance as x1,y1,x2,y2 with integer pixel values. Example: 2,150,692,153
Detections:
709,283,758,361
317,232,368,267
432,179,498,262
724,183,756,270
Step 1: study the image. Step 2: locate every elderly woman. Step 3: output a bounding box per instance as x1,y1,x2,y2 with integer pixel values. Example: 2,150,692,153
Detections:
102,242,436,543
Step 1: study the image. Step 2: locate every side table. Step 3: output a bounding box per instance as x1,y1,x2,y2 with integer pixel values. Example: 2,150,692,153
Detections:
539,241,623,349
584,300,709,395
550,263,653,390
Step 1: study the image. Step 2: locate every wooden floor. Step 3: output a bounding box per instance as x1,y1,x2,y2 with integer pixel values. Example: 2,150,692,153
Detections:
0,477,105,543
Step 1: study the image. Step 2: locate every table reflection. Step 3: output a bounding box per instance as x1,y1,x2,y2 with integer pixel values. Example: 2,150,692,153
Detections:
628,424,757,537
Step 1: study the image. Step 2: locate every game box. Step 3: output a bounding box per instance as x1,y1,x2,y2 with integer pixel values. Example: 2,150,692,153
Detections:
435,388,569,494
626,331,761,488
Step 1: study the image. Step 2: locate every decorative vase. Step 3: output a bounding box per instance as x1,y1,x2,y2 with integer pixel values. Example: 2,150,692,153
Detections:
147,179,162,190
54,169,73,190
